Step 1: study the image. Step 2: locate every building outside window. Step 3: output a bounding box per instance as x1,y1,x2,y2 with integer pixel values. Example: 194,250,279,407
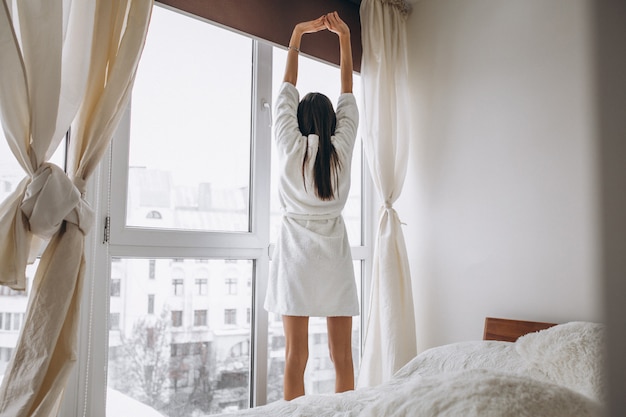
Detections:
194,310,207,326
109,313,120,331
195,278,208,296
1,314,8,331
110,279,121,297
171,310,183,327
149,259,156,279
225,277,238,295
172,278,184,296
147,294,155,314
224,309,237,326
12,313,21,331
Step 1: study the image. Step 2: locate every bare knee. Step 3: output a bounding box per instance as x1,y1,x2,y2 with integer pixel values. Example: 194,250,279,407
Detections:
285,345,309,372
329,345,353,370
327,316,353,371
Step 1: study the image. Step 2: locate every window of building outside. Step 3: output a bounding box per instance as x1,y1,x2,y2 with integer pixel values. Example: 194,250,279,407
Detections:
195,278,208,295
171,311,183,327
0,3,369,416
109,313,121,331
110,279,121,297
148,294,155,314
149,259,156,279
172,278,184,296
224,309,237,326
194,310,208,327
225,277,238,295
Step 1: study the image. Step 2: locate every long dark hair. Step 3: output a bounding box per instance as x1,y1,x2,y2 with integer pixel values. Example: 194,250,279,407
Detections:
297,92,341,201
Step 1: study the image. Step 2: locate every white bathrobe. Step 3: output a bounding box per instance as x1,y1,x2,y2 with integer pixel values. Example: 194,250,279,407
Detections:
264,82,360,317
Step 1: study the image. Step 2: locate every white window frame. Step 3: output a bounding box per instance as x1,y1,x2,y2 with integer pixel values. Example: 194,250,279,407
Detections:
62,10,374,417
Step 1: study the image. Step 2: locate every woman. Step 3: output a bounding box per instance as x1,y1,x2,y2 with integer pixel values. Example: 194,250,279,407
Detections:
264,12,359,401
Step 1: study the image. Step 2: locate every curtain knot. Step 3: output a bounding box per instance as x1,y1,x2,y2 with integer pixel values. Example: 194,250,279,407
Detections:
380,202,407,225
20,163,94,237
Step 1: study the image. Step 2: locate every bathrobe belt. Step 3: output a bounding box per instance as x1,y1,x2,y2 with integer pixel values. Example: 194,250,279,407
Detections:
283,211,341,221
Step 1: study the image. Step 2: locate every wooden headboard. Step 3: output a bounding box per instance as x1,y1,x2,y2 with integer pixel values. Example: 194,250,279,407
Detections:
483,317,558,342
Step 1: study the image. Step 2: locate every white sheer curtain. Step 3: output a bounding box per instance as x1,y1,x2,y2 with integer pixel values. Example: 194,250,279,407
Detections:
0,1,152,416
357,0,417,388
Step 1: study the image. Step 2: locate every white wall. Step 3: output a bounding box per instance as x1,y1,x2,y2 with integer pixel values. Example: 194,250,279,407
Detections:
399,0,603,350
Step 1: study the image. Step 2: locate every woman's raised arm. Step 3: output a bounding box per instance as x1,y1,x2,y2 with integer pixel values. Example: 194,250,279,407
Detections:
283,16,327,86
325,11,353,94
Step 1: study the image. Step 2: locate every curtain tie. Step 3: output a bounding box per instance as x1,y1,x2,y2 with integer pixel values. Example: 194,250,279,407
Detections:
20,163,95,238
380,201,407,225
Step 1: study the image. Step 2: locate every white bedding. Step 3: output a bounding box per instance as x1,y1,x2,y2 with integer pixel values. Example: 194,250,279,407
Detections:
215,322,605,417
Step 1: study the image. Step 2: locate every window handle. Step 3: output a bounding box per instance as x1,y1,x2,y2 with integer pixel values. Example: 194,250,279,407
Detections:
262,100,272,128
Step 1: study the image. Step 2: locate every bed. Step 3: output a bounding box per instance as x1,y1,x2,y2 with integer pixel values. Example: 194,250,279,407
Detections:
217,317,606,417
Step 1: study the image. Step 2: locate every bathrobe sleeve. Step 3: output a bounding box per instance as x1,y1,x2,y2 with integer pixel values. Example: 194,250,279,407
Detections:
274,82,302,156
332,93,359,159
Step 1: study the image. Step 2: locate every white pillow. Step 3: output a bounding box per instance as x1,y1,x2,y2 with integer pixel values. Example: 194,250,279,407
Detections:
515,321,606,402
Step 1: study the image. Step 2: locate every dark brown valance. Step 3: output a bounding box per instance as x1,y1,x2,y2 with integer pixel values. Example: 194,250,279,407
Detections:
156,0,362,72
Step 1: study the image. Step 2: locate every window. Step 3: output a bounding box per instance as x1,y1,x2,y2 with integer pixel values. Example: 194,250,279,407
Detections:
12,313,21,331
172,278,184,296
146,327,156,349
147,294,155,314
225,277,238,295
1,347,13,362
224,309,237,325
123,9,252,234
195,277,208,295
110,279,121,297
171,311,183,327
149,259,156,279
88,4,371,417
194,310,207,326
109,313,120,330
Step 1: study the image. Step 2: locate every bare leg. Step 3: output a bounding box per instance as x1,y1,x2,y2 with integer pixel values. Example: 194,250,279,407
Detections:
327,316,354,393
282,315,309,400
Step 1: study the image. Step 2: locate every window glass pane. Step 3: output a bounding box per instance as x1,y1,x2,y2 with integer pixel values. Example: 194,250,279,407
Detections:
107,258,253,416
266,261,361,402
125,5,253,232
270,48,363,245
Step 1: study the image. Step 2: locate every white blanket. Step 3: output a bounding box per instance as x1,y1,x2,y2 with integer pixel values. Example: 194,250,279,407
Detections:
214,322,605,417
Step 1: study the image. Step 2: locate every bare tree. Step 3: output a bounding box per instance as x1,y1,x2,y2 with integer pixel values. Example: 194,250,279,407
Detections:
110,310,172,408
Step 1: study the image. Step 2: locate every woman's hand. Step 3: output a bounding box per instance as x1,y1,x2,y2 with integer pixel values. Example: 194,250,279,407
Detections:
294,16,327,36
324,11,350,37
